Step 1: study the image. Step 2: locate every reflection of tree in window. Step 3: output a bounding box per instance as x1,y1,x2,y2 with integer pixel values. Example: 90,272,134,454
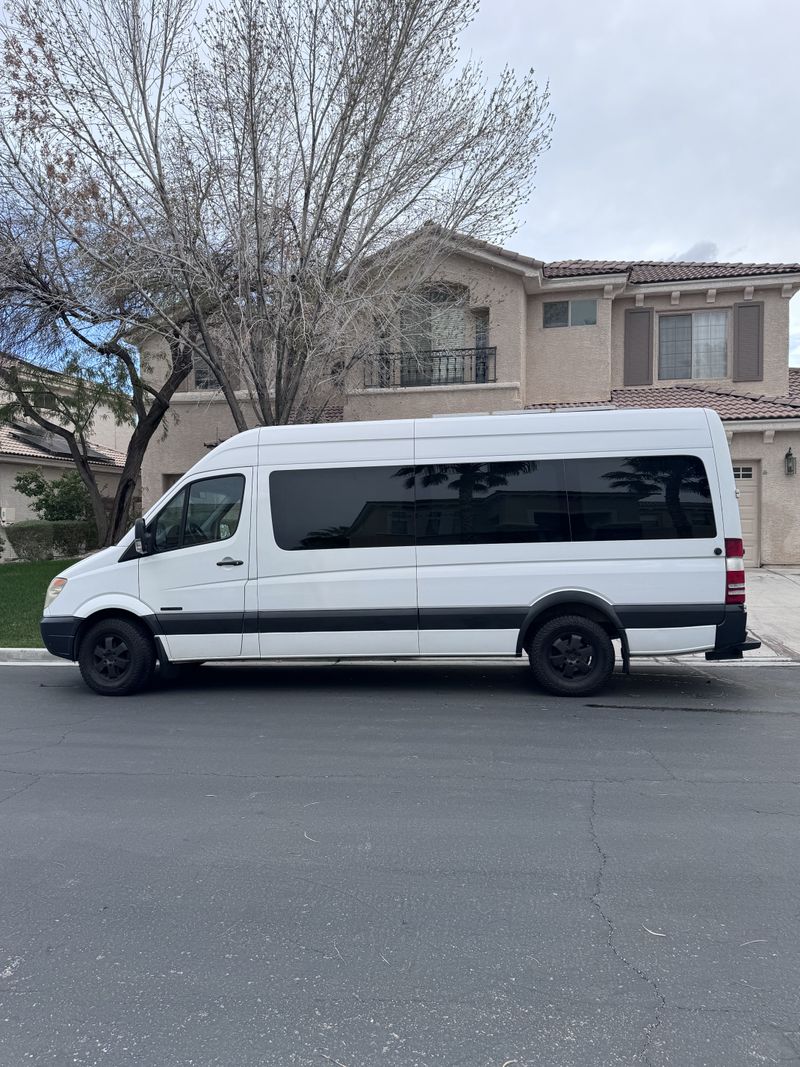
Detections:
602,457,711,538
398,462,538,541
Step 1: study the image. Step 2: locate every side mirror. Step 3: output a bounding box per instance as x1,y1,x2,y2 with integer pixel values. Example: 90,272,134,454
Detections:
134,517,151,556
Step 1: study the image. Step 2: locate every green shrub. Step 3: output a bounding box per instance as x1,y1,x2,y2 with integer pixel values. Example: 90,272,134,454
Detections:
5,519,97,561
6,521,55,561
13,469,93,522
53,520,98,557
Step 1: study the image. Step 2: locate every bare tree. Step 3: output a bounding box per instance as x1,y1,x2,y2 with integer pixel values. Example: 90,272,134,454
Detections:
0,0,552,436
0,210,193,543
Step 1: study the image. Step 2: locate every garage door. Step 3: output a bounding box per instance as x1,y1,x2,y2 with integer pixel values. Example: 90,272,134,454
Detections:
733,463,760,567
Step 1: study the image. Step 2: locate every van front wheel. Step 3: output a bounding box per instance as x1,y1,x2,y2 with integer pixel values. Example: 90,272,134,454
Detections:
78,617,156,696
528,614,615,697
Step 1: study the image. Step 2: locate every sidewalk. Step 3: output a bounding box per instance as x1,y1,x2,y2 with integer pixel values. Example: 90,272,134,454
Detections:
743,567,800,661
1,568,799,665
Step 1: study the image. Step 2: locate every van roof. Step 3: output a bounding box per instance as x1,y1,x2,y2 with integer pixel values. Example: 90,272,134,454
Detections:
182,406,721,479
206,405,717,453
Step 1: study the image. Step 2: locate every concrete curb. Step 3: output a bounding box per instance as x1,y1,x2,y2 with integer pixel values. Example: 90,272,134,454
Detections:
0,648,61,663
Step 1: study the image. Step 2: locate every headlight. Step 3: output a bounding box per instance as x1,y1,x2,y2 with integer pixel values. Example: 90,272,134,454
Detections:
44,577,68,610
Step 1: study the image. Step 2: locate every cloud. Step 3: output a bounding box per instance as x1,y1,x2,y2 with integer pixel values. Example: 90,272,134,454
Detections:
671,241,719,263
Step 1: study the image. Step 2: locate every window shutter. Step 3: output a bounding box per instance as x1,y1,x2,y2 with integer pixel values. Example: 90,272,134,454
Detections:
623,308,653,385
733,302,763,382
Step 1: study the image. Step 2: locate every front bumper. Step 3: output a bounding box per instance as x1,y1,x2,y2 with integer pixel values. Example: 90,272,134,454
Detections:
705,606,761,660
40,616,81,660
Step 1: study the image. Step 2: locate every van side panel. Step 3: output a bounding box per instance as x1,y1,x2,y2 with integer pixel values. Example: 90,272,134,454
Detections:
413,410,726,659
255,421,419,657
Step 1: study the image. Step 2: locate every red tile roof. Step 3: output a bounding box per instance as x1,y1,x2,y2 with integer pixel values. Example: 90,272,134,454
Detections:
532,382,800,421
543,260,800,284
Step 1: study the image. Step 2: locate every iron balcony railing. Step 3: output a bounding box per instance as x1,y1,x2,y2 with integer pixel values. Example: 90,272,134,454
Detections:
364,346,497,389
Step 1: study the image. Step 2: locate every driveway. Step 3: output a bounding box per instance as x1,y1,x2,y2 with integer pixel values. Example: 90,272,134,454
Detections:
1,660,799,1066
746,568,800,660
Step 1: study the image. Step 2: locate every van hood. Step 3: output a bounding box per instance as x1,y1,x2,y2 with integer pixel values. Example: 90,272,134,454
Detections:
55,541,128,580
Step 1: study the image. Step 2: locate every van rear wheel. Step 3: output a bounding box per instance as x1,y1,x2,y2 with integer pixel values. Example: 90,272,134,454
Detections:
78,617,156,696
529,614,614,697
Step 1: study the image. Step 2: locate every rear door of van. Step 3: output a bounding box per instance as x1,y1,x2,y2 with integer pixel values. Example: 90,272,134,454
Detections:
255,421,419,657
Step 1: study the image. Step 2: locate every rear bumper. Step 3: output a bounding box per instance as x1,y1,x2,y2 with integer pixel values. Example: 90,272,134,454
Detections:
40,616,80,661
705,606,761,660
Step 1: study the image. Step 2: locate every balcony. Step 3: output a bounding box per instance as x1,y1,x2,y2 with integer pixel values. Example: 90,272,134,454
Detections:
363,347,497,389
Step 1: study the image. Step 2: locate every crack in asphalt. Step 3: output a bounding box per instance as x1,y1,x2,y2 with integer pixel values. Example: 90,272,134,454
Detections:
0,713,103,756
0,775,42,807
589,781,667,1067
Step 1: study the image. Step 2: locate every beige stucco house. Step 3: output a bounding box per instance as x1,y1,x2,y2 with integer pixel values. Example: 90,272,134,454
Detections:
139,235,800,566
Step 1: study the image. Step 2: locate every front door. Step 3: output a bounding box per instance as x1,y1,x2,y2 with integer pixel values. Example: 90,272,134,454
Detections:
139,469,252,660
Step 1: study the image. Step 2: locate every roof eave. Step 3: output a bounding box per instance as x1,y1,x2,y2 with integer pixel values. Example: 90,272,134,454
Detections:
628,273,800,294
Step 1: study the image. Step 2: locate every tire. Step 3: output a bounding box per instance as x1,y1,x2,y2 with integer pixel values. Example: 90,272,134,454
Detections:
78,617,156,696
528,614,615,697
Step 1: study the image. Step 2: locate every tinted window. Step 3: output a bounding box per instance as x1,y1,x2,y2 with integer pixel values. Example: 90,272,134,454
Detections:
565,456,715,541
150,475,245,552
270,467,414,550
413,462,570,545
152,488,186,552
184,476,244,546
269,456,716,550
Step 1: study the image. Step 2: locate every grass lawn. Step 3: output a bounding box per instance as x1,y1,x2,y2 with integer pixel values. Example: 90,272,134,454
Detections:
0,559,78,647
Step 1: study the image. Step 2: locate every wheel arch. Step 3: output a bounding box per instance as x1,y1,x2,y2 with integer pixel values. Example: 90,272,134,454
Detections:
74,606,160,660
516,591,630,671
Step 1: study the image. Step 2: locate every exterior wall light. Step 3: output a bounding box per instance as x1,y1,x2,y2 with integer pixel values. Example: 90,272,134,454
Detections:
785,447,797,476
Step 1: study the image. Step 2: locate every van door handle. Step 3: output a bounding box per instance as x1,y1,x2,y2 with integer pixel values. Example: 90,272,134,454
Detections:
217,557,244,567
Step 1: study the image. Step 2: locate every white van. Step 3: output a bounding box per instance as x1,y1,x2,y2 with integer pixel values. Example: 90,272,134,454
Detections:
41,407,759,697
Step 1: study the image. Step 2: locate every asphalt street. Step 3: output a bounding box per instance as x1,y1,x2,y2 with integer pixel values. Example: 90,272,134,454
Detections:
1,660,799,1067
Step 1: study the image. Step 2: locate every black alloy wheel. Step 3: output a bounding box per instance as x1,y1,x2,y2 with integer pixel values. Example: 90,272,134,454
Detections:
92,634,131,681
529,614,615,697
78,617,156,696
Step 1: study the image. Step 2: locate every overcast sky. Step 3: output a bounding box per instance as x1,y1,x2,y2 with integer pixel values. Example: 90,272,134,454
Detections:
460,0,800,364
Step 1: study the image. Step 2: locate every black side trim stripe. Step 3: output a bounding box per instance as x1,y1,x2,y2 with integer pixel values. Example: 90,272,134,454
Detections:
616,604,725,628
153,604,726,636
419,608,526,630
251,609,418,633
156,612,244,635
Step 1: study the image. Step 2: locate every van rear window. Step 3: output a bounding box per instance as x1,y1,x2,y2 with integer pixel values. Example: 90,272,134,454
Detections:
269,455,716,550
564,456,716,541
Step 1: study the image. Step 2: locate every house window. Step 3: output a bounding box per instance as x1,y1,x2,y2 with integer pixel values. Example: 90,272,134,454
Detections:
473,308,490,349
193,357,217,390
658,310,727,380
32,388,57,411
543,299,597,328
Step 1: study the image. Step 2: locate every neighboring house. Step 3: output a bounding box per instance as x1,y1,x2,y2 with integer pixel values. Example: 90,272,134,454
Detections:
138,234,800,565
0,357,130,552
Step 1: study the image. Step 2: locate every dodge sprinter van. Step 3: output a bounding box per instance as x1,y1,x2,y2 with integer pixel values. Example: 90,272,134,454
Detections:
40,407,759,697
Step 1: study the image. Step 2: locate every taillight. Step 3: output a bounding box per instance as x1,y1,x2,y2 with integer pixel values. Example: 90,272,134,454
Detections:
725,538,745,605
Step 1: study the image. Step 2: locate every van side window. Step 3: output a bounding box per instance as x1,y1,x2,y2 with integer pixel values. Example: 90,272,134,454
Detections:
270,467,414,550
565,456,716,540
151,475,245,552
413,461,570,545
269,456,716,550
152,488,186,552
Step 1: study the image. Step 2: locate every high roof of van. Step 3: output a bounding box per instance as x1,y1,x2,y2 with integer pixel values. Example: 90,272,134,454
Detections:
187,407,721,477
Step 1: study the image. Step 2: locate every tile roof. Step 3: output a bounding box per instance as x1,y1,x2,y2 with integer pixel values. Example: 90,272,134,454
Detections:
543,260,800,284
532,382,800,422
0,423,125,467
